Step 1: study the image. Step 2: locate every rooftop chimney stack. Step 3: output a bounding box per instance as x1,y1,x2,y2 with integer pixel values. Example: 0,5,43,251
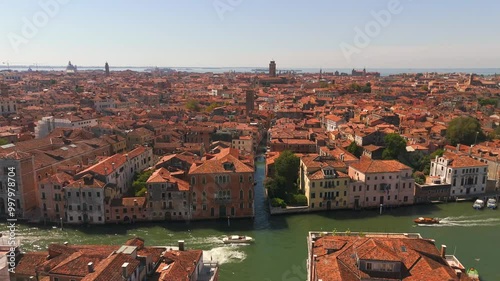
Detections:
122,262,129,279
178,240,185,251
88,262,94,273
440,245,447,258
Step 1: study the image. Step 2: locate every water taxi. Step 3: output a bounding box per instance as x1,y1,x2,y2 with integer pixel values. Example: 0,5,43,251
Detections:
473,199,485,210
486,198,497,209
222,235,254,244
413,217,439,224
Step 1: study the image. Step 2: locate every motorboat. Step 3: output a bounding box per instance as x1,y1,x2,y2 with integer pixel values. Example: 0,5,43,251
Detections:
472,199,485,210
413,217,439,224
486,198,497,209
222,235,254,244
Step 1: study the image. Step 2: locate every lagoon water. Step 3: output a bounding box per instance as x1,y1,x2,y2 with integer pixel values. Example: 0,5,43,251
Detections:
1,159,500,280
2,66,500,76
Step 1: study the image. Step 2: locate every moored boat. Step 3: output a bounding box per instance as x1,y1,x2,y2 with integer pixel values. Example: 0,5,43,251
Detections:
473,199,485,210
466,267,480,280
486,198,497,209
413,217,439,224
222,235,254,244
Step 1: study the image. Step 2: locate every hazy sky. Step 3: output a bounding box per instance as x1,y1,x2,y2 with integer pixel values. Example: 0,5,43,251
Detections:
1,0,499,68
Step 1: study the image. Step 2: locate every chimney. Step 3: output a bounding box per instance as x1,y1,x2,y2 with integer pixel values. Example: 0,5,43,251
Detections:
88,262,94,273
112,162,115,170
122,262,129,279
469,145,473,155
64,242,69,246
178,240,185,251
134,199,138,206
440,245,447,258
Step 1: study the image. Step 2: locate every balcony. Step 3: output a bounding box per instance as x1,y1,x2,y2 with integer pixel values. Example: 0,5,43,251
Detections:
323,196,336,201
214,197,232,204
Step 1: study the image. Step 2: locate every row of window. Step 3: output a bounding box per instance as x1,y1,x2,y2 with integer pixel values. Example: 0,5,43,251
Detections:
311,201,346,208
66,191,101,198
352,183,412,192
311,180,348,188
191,175,253,185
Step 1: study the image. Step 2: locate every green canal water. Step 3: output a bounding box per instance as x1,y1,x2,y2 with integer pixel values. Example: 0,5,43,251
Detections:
2,159,500,281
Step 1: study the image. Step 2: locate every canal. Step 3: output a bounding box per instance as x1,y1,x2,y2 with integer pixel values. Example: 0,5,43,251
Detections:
1,158,500,280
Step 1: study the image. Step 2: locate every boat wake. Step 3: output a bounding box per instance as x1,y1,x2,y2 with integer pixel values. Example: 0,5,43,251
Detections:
418,216,500,227
203,246,247,265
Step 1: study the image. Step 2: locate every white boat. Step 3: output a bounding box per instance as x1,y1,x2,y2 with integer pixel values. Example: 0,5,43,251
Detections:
486,198,497,209
472,199,485,210
222,235,254,244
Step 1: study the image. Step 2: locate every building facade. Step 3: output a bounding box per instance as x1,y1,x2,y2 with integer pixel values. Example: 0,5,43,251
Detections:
348,159,415,209
430,152,488,197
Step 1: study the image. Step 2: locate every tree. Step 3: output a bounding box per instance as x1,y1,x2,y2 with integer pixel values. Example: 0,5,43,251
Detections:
265,150,300,204
446,116,485,145
186,100,200,112
346,141,363,158
205,102,222,112
131,170,153,196
274,150,300,191
413,171,426,185
382,133,407,160
0,138,8,146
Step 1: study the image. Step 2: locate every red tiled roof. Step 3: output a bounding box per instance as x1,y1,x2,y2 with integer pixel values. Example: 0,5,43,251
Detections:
349,159,411,173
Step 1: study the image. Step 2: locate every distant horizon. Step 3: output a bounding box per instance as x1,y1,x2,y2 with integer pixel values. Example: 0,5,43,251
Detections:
1,64,500,71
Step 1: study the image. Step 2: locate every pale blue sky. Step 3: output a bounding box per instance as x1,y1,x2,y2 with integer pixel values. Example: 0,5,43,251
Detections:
1,0,499,68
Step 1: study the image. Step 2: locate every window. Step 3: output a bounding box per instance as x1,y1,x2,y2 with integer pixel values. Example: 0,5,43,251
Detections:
311,203,315,208
97,192,100,197
42,192,46,200
191,177,196,185
249,190,253,200
366,263,372,270
404,196,408,202
311,193,316,199
240,190,243,200
240,175,243,183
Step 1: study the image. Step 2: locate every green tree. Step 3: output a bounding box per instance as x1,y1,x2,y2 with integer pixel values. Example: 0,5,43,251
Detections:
266,150,300,204
131,170,153,196
495,126,500,138
361,82,371,93
186,100,200,112
346,141,363,158
382,133,407,160
446,116,485,145
0,138,8,145
205,102,222,112
274,150,300,192
478,98,498,107
413,171,426,185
